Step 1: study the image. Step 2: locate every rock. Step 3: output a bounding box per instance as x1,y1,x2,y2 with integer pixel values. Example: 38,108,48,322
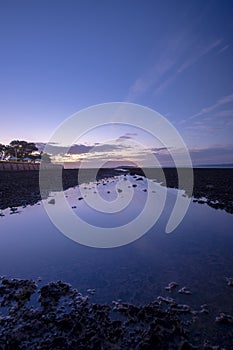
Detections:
87,288,96,295
165,282,178,292
178,287,192,295
225,277,233,286
203,340,225,349
215,312,233,324
157,296,176,304
170,304,191,313
197,200,206,204
10,207,18,212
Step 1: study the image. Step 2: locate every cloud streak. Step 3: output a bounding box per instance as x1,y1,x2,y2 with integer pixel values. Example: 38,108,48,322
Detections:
187,93,233,120
153,39,222,96
126,8,223,101
218,44,230,54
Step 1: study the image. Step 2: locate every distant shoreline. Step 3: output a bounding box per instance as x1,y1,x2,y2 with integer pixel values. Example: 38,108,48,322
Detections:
1,161,233,172
0,167,232,214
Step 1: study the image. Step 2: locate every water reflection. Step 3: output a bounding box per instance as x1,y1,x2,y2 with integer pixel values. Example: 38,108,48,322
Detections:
0,175,233,345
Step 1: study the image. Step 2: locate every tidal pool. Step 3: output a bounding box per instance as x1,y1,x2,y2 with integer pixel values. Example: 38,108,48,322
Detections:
0,174,232,346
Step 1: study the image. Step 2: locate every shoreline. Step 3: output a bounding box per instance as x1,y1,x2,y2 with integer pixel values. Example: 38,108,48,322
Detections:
0,167,232,213
0,276,231,349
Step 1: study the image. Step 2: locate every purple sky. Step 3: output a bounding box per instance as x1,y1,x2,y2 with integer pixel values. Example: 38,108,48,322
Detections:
0,0,232,166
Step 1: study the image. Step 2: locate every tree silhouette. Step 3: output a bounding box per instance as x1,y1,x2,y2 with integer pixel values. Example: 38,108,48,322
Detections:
8,140,38,160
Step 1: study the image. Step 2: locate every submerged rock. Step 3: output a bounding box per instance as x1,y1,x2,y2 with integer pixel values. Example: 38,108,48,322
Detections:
0,277,229,349
225,277,233,286
178,287,192,295
165,281,179,292
215,312,233,324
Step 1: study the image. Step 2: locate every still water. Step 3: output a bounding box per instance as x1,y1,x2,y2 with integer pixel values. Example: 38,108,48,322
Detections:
0,174,232,344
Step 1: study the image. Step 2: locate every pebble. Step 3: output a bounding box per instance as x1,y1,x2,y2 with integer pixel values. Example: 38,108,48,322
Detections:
165,281,179,292
178,287,192,295
215,312,233,324
87,288,96,295
225,277,233,286
157,296,176,304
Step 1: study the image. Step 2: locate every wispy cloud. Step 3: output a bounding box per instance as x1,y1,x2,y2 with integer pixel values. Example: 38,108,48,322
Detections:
211,109,233,118
151,144,233,166
126,55,175,100
185,124,224,132
154,39,223,96
178,39,222,73
150,147,169,153
126,14,223,101
189,144,233,165
117,132,137,141
187,93,233,120
218,44,230,54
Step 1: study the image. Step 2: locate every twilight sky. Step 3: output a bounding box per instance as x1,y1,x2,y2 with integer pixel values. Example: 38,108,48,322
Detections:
0,0,232,166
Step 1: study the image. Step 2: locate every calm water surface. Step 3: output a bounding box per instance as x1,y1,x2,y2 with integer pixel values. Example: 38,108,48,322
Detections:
0,174,232,345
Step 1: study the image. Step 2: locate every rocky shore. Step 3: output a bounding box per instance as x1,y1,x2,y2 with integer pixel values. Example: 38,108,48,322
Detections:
0,276,232,349
0,168,119,211
0,167,232,214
